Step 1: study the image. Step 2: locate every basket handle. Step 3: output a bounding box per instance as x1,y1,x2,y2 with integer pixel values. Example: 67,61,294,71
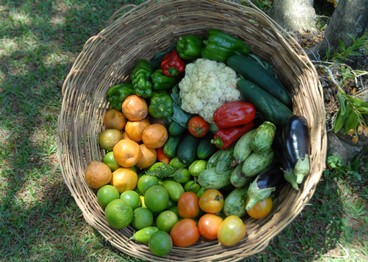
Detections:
107,4,138,25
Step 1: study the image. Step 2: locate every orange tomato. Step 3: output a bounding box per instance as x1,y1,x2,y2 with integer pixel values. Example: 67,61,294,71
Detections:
177,192,200,219
246,197,273,219
198,214,223,240
156,147,171,164
170,218,199,247
198,189,224,214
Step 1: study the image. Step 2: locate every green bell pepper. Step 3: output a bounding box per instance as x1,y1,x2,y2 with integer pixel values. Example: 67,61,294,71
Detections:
151,69,177,91
148,92,173,119
106,82,135,110
176,35,203,61
202,29,250,62
130,59,153,98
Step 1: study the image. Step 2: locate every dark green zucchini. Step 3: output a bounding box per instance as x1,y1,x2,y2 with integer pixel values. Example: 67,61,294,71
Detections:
176,133,200,166
163,134,183,158
237,79,293,126
196,134,217,159
168,120,186,136
227,54,291,106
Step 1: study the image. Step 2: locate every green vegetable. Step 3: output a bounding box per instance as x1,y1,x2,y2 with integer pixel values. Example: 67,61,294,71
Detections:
162,180,185,201
202,29,250,62
188,159,207,177
230,164,252,188
169,157,186,169
223,187,248,217
106,82,135,110
242,150,274,177
184,180,201,193
215,145,235,173
176,133,200,166
151,69,178,91
176,35,203,61
227,54,291,106
196,134,217,159
251,121,276,153
130,226,159,244
168,120,186,136
163,134,183,158
198,168,232,189
237,79,293,126
148,92,173,119
233,129,256,165
130,59,153,98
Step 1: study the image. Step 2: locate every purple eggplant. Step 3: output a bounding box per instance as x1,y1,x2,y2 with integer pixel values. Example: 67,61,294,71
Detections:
245,161,285,210
283,115,311,185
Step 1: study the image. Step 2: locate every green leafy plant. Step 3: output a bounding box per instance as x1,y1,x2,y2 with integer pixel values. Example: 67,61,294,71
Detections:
328,33,368,63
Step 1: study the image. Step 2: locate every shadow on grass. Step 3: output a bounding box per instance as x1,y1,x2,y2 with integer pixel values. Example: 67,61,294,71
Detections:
0,1,366,261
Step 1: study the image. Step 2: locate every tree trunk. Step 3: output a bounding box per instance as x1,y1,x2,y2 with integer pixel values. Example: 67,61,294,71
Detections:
269,0,316,31
308,0,368,60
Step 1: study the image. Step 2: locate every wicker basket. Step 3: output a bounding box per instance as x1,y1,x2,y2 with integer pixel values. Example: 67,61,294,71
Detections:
57,0,327,261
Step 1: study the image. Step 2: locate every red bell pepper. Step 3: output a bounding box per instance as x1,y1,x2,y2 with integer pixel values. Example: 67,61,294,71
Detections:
161,49,185,77
211,122,254,149
213,101,256,129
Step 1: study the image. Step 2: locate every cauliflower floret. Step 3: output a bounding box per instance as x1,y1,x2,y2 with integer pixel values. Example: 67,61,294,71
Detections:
178,58,240,123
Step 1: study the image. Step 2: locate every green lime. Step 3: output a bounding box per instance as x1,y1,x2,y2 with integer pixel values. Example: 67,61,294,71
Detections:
97,185,120,209
148,231,173,256
144,185,169,213
156,210,178,232
105,199,133,229
173,168,191,184
131,207,154,230
120,190,141,210
188,159,207,177
99,129,123,151
103,151,120,171
137,175,160,195
168,206,179,217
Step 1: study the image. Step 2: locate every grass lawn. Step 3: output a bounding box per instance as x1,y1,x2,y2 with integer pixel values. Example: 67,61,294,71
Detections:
1,1,367,261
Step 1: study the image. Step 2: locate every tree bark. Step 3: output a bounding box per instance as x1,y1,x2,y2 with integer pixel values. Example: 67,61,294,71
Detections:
308,0,368,60
269,0,316,31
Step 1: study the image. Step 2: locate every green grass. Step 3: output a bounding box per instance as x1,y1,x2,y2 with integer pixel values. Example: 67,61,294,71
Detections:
0,1,367,261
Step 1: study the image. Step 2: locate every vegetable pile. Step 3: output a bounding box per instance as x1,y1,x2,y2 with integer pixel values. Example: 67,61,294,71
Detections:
84,29,311,257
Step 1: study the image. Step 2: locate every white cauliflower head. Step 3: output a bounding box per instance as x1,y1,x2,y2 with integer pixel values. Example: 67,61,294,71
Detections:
178,58,240,123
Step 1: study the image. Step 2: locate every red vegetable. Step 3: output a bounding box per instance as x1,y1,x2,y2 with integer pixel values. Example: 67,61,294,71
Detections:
213,101,256,129
161,49,185,77
187,116,210,138
211,122,254,149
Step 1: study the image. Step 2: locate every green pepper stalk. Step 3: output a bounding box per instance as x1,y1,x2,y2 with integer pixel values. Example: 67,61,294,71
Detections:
151,69,178,91
106,82,135,110
176,35,203,61
148,92,174,119
202,29,250,62
130,59,153,98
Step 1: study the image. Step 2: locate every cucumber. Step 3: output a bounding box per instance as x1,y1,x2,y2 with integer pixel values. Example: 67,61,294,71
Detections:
233,129,256,165
227,54,291,106
251,121,276,153
215,145,235,172
197,134,217,159
163,134,183,158
237,79,293,126
168,121,186,136
206,150,222,169
242,149,274,177
230,164,253,188
223,187,248,217
198,168,232,189
176,133,200,166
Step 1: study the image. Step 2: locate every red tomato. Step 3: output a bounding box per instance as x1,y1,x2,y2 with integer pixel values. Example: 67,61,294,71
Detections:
198,214,223,240
187,116,210,138
156,147,171,164
170,218,200,247
198,189,224,213
246,197,273,219
177,192,200,218
217,215,246,246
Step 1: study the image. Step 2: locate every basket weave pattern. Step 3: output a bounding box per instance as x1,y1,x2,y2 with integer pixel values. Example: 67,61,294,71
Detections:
58,0,327,261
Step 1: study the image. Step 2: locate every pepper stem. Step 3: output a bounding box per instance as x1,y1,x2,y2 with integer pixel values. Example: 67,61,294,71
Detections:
210,137,223,149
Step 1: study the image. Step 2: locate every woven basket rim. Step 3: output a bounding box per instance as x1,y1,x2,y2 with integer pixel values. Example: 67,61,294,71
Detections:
57,0,327,261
